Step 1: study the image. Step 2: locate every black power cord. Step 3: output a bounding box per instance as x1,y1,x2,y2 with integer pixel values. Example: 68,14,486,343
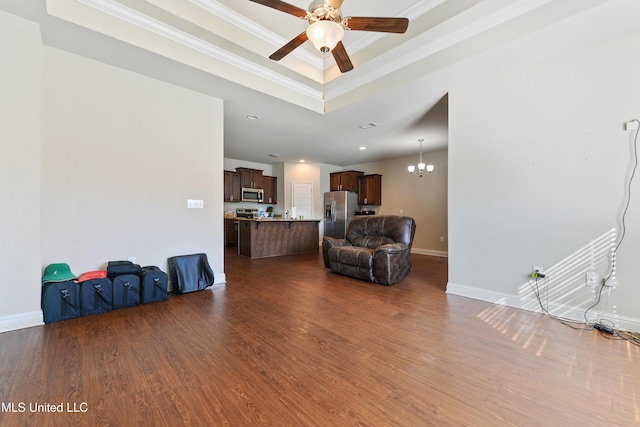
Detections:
529,277,593,331
584,119,640,324
594,322,616,335
529,274,639,345
527,121,640,346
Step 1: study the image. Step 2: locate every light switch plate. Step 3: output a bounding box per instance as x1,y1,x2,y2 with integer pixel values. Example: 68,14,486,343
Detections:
187,199,204,209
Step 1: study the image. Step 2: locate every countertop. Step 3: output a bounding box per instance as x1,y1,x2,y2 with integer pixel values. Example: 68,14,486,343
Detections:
234,217,323,222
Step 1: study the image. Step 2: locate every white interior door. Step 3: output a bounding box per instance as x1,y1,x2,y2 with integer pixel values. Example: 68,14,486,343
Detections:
291,181,314,219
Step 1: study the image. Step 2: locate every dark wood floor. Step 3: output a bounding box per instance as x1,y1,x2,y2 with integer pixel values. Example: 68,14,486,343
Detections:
1,248,639,426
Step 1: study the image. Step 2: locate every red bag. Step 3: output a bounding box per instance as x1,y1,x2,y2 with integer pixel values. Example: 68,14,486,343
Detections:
77,270,108,283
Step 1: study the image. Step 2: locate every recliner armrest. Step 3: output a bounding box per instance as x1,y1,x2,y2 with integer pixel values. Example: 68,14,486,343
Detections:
375,243,409,254
322,237,352,267
373,243,412,285
323,237,352,248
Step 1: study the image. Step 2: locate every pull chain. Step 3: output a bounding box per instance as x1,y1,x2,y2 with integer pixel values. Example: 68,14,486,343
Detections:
322,50,326,102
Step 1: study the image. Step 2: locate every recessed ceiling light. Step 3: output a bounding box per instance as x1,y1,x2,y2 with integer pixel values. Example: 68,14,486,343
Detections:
299,159,305,163
246,115,258,120
359,146,367,150
358,122,378,130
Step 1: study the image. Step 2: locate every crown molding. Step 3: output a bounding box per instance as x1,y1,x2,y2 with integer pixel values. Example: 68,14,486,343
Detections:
189,0,450,76
189,0,323,69
76,0,322,101
329,0,554,99
73,0,554,110
343,0,448,56
184,0,553,102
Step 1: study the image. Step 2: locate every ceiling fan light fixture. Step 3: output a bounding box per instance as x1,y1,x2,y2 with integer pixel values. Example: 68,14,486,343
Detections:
306,20,344,53
250,0,409,73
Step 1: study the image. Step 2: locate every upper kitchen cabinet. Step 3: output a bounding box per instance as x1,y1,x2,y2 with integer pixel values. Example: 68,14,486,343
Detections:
358,174,382,206
224,170,241,202
262,175,277,204
236,167,263,189
330,170,364,192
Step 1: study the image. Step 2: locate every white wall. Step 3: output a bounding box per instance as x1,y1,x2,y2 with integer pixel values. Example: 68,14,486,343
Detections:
0,15,226,332
382,152,448,255
448,26,640,328
0,11,43,331
346,151,449,256
42,47,224,281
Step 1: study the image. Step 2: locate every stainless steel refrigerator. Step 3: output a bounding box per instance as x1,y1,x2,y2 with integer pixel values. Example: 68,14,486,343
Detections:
324,191,359,239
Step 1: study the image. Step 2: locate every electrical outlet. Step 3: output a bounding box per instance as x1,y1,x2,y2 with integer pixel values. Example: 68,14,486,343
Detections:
531,266,545,279
585,271,598,287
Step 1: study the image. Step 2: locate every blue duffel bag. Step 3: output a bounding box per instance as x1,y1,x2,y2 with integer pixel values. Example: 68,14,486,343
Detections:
112,274,140,309
41,263,81,324
139,266,168,304
80,277,113,316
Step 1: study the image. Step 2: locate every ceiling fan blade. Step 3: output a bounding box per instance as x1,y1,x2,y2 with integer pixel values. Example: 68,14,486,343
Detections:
269,32,309,61
249,0,307,18
331,41,353,73
344,17,409,33
325,0,344,8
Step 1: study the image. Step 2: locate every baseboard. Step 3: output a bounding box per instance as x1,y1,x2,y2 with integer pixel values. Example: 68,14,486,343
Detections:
0,311,43,334
412,248,448,258
446,282,640,332
168,273,226,292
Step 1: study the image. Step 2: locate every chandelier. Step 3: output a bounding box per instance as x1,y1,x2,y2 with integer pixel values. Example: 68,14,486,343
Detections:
407,139,434,177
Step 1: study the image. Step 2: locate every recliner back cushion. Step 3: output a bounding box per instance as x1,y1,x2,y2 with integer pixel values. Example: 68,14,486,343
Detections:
347,215,415,247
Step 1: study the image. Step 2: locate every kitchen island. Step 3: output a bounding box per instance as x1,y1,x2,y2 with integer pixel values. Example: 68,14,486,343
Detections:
237,218,322,259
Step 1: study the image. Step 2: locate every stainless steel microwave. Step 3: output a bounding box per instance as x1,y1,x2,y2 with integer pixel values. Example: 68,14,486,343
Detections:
241,187,264,203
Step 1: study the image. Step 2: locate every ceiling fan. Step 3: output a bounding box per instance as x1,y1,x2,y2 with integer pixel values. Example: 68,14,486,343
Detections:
249,0,409,73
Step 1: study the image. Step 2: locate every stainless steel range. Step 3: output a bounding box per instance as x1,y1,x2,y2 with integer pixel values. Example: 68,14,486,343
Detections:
236,208,259,218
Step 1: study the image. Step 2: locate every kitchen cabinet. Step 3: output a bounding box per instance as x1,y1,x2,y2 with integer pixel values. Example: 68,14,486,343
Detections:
358,174,382,206
330,170,363,192
261,175,277,204
225,218,238,246
236,167,263,189
224,170,241,202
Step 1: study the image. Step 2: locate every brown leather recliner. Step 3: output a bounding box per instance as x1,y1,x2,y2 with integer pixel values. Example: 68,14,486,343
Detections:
322,215,416,285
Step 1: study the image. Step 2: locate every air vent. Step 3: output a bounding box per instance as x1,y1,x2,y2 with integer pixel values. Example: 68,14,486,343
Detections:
268,154,280,158
359,122,378,130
